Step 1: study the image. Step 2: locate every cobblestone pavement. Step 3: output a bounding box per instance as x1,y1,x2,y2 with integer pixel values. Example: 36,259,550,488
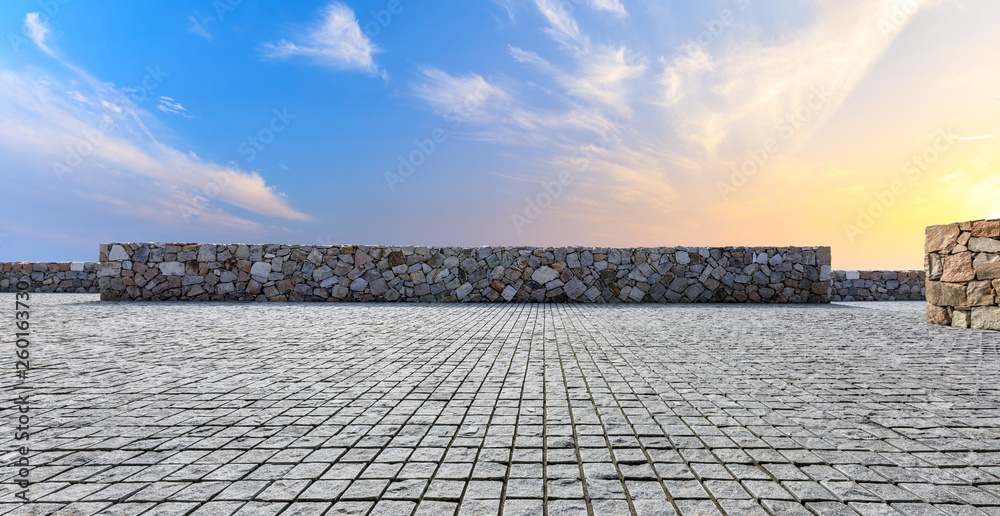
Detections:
2,295,1000,515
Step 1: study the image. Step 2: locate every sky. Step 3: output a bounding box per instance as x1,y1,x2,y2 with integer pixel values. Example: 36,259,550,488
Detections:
0,0,998,270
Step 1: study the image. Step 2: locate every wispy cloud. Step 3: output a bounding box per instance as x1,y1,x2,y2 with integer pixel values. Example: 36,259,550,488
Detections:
156,96,196,119
24,12,55,57
0,70,311,224
410,0,953,243
0,18,311,232
509,46,555,73
655,0,946,161
534,0,584,47
412,68,509,120
586,0,626,17
260,2,379,73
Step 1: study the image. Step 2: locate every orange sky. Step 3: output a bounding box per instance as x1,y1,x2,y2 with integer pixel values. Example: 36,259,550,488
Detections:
503,0,1000,270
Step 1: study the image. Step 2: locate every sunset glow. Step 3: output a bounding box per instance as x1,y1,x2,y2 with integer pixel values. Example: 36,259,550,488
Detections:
1,0,997,269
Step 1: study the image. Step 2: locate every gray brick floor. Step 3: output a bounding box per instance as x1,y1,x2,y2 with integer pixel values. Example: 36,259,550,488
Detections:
2,295,1000,515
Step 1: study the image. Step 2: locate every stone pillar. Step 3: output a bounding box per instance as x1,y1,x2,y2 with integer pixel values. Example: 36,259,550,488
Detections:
925,219,1000,330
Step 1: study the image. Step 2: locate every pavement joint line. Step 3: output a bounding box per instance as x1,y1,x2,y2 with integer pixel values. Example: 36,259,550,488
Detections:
574,303,876,514
497,304,538,514
553,304,640,515
559,304,684,516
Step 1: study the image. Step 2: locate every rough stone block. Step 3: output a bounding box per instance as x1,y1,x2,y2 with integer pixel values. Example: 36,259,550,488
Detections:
926,254,943,281
952,310,971,328
967,281,995,306
108,245,129,261
972,306,1000,331
972,220,1000,237
976,262,1000,280
197,244,217,262
925,281,967,307
940,252,974,282
973,252,1000,269
926,303,950,326
968,237,1000,253
925,224,960,253
816,247,831,266
158,262,185,276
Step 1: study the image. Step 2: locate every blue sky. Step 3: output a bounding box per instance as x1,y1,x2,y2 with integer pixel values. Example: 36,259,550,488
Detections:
1,0,998,268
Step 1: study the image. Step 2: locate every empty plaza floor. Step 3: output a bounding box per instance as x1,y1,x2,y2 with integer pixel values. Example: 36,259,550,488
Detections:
2,295,1000,516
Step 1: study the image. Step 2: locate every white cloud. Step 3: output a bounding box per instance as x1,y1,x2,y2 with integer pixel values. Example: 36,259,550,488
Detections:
533,0,583,47
586,0,626,16
563,45,646,115
659,44,714,105
0,68,311,227
260,2,379,73
24,12,55,57
157,96,196,118
653,0,937,159
422,0,953,234
509,46,555,73
412,68,510,121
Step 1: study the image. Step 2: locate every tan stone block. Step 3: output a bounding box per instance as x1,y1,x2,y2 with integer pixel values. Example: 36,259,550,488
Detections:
940,252,974,282
960,220,973,231
967,281,995,306
957,231,972,246
972,306,1000,331
972,219,1000,237
976,262,1000,280
925,224,960,253
926,281,967,306
927,304,950,326
952,310,971,328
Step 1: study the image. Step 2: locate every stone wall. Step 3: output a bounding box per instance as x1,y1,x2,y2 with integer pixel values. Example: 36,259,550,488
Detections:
925,219,1000,330
1,262,99,293
99,243,833,303
830,270,925,301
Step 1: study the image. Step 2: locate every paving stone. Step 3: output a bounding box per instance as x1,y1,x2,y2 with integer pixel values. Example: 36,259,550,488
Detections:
275,502,330,516
188,501,245,516
4,296,1000,514
502,498,545,516
633,498,680,516
456,498,501,515
324,501,373,515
